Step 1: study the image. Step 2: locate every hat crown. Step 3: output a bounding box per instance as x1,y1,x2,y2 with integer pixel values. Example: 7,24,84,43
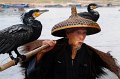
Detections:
71,5,77,16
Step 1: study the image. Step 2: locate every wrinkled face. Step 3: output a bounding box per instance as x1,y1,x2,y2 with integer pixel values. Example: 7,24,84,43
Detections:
66,28,87,48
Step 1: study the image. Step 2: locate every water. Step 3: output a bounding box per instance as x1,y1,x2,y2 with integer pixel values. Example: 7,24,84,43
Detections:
0,6,120,79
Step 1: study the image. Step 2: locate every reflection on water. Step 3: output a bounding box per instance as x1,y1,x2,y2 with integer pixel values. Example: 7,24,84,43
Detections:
0,7,120,79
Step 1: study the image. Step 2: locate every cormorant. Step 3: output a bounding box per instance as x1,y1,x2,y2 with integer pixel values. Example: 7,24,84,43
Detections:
0,9,48,62
78,3,99,22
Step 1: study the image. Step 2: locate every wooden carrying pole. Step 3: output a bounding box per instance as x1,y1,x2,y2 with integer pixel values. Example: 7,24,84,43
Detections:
0,44,49,72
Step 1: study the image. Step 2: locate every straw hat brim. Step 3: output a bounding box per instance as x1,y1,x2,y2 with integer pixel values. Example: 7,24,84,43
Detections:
51,24,101,37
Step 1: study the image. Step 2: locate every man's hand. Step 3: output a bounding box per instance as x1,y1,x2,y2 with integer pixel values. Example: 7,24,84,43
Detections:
36,40,56,62
42,40,56,52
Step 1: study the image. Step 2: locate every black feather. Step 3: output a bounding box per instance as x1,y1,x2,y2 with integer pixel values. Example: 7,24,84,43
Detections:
78,3,100,22
0,9,42,55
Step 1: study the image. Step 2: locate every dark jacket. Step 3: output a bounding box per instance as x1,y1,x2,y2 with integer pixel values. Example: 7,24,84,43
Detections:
22,38,120,79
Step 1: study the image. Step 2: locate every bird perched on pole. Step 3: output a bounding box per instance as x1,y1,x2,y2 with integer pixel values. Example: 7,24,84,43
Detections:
0,9,48,64
78,3,100,22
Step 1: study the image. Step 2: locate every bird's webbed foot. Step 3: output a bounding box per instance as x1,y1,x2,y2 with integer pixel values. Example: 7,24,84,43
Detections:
9,52,19,65
9,52,15,60
9,53,26,65
8,49,27,65
14,49,26,61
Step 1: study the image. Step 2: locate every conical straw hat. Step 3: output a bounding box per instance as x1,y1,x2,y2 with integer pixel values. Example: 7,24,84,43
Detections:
51,5,101,37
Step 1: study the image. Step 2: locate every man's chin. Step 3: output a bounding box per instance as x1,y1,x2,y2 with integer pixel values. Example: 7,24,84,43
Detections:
73,42,83,48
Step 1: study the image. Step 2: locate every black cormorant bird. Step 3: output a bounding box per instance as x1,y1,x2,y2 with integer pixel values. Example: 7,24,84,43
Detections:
0,9,48,62
78,3,99,22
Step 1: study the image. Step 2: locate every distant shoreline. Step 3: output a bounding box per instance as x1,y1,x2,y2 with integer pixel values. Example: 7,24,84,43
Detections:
0,2,120,8
0,0,120,7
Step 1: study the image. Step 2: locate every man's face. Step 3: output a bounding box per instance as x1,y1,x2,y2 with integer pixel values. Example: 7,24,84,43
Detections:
66,28,87,47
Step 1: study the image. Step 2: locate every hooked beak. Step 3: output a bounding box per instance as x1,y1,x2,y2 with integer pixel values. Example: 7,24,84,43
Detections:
32,9,49,18
95,5,98,8
39,9,49,14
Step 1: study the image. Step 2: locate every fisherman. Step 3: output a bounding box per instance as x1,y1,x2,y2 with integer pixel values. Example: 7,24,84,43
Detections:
22,6,120,79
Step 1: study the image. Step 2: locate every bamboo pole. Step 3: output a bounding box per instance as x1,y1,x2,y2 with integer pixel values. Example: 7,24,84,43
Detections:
0,44,49,72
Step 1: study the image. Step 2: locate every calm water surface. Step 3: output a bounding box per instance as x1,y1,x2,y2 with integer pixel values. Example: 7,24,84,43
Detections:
0,7,120,79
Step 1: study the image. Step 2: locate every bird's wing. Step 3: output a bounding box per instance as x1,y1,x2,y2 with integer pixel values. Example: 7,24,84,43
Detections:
78,12,93,20
78,12,91,16
89,10,100,21
0,24,33,54
91,10,99,16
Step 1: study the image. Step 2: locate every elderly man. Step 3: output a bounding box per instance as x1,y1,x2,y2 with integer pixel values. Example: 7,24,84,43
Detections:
22,6,120,79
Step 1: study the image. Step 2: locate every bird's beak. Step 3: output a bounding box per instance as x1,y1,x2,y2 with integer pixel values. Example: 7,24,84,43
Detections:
96,6,98,8
93,6,98,9
39,9,49,14
39,10,49,16
32,9,49,18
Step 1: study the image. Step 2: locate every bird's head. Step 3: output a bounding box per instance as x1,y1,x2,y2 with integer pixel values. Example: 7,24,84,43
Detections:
21,9,48,25
27,9,49,18
88,3,98,10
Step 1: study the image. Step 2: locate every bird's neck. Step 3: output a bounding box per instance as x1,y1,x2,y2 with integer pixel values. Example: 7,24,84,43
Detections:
87,7,93,13
31,22,42,40
23,17,35,25
31,20,42,33
87,7,90,12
